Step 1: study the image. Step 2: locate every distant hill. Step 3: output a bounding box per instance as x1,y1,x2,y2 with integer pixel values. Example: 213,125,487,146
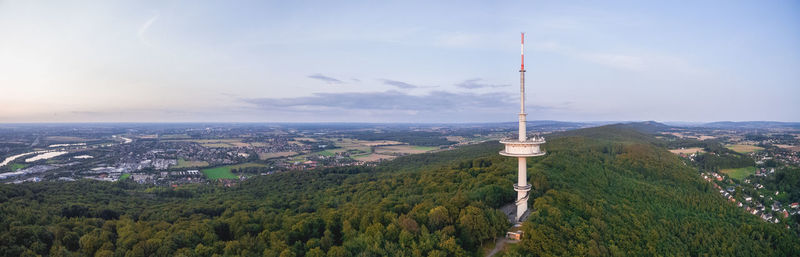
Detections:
617,120,673,134
550,121,671,144
492,120,593,132
699,121,800,129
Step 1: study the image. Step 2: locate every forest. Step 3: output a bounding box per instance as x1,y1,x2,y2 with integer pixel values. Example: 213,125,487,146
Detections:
502,125,798,256
1,124,798,256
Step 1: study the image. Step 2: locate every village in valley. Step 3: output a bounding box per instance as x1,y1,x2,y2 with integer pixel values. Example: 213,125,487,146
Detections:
665,123,800,232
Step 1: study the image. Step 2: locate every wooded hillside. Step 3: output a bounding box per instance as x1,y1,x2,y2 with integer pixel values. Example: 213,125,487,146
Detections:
1,124,797,257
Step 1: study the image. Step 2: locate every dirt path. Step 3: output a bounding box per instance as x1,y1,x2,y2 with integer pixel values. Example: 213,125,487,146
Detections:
486,238,517,257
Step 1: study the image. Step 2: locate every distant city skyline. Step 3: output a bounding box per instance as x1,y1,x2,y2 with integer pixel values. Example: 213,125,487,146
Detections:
1,1,798,123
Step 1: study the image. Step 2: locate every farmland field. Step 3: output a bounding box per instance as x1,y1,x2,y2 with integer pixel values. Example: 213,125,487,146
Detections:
721,166,757,180
201,163,267,180
317,150,337,156
45,136,87,142
775,144,800,152
668,147,705,155
412,146,437,151
163,139,248,148
375,145,436,154
353,153,395,162
320,138,372,155
259,151,297,160
726,144,764,153
445,136,465,142
158,134,191,139
174,158,209,168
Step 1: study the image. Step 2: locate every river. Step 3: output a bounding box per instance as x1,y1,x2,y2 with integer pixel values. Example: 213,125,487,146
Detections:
25,151,68,162
0,150,48,168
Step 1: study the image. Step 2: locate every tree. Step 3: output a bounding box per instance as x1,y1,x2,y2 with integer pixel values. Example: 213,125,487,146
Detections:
327,246,349,257
457,206,491,248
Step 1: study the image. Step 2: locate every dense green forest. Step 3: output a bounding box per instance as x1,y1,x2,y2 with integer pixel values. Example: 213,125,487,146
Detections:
1,124,798,256
502,125,799,256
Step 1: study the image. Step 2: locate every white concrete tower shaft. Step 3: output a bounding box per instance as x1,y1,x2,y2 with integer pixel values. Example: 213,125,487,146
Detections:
516,32,529,221
500,32,544,223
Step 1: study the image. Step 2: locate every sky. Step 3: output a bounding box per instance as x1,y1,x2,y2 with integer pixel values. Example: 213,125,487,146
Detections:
1,0,798,123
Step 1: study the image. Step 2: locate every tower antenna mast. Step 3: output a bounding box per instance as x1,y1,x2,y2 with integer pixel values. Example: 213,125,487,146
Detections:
500,32,546,223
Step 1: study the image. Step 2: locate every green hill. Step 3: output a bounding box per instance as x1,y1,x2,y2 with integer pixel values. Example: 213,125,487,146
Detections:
0,124,797,256
504,124,799,256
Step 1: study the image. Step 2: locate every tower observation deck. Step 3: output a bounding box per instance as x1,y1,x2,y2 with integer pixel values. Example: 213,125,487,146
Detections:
500,33,546,223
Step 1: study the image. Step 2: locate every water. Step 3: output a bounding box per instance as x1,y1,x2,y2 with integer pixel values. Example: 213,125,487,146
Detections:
0,150,47,168
25,151,68,162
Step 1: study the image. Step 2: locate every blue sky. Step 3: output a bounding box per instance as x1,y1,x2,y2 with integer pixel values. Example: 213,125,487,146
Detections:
0,0,798,123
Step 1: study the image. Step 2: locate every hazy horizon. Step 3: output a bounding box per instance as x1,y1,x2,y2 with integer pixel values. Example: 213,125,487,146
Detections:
0,120,798,126
1,1,798,123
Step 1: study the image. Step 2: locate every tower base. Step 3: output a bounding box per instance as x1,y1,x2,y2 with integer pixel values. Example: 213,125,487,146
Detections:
501,202,532,224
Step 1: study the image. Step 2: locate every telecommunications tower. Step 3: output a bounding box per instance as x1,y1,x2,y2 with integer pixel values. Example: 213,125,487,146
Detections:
499,33,546,222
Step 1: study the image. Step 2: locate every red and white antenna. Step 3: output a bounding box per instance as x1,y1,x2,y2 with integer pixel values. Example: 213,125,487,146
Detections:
520,32,525,71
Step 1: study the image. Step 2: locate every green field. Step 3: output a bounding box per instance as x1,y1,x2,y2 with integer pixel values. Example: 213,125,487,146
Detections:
351,153,371,159
159,134,191,139
317,149,338,156
721,166,757,180
174,158,210,168
201,163,266,180
411,146,437,151
119,173,130,181
10,163,28,171
726,144,764,154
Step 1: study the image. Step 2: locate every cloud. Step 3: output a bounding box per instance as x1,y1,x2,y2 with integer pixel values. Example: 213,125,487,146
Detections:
381,79,418,89
243,90,515,111
456,79,510,89
138,13,159,48
240,90,562,122
308,74,344,84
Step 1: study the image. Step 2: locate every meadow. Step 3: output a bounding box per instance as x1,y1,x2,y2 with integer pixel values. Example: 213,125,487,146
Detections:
725,144,764,153
721,166,757,180
201,163,267,180
258,151,297,160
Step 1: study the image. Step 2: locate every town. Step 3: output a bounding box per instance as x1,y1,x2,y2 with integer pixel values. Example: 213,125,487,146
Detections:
0,123,583,186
